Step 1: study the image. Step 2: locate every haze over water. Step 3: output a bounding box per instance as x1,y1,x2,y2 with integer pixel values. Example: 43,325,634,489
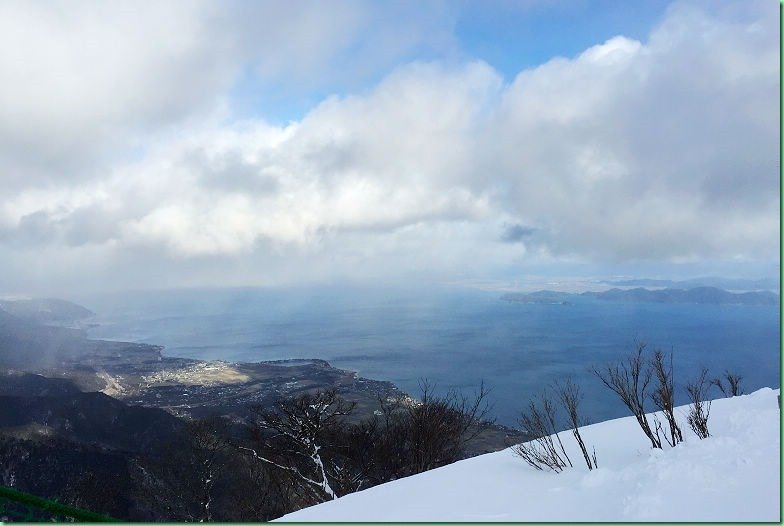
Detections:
2,2,777,430
81,285,781,427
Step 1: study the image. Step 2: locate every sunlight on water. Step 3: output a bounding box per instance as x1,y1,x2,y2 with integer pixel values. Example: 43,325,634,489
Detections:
80,286,781,427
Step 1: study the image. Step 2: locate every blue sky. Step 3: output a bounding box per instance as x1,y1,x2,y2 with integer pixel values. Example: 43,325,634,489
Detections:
0,0,778,294
454,0,671,77
230,1,675,124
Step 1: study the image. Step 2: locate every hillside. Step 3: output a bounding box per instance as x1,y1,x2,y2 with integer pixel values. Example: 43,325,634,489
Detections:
0,307,160,371
601,277,778,291
0,298,94,325
278,388,781,522
501,286,779,306
583,286,779,305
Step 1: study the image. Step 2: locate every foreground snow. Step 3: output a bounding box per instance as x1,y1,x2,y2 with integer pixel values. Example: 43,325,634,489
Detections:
278,388,780,522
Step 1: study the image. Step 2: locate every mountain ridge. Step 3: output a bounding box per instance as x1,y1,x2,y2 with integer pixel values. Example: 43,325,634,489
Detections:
502,286,779,306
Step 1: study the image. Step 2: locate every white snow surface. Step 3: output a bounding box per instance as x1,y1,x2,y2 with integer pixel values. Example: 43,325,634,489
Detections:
278,388,781,522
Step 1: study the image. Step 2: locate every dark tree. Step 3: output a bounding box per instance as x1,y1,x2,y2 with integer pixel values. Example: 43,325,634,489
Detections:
686,368,712,439
129,417,234,522
650,349,683,447
218,443,299,521
593,343,662,449
711,370,744,397
352,380,492,482
242,389,356,502
555,379,597,470
403,381,492,474
514,391,572,473
187,418,232,522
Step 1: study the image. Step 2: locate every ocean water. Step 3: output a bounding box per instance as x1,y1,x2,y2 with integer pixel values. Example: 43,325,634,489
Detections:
79,285,781,427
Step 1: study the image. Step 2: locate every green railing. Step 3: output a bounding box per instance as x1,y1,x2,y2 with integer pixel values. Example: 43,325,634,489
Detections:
0,486,119,523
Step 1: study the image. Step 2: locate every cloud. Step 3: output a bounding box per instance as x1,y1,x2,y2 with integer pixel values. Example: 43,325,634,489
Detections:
485,1,778,261
0,0,458,189
0,0,778,292
0,1,237,185
500,224,536,243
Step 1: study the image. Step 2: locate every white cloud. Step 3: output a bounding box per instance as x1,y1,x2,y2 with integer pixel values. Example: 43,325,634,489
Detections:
92,61,500,256
0,1,238,184
486,0,779,261
0,0,457,188
0,0,778,292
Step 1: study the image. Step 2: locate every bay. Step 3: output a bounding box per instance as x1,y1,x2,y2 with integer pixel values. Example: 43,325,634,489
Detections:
78,285,781,427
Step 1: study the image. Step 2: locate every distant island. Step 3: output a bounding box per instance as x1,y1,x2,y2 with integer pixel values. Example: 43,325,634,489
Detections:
600,277,778,291
502,286,779,306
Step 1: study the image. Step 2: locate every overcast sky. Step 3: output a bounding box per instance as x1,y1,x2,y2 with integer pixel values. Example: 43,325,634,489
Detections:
0,0,779,295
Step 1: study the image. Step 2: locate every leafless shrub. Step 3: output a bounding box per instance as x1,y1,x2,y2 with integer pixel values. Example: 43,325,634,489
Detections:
131,416,294,522
336,380,491,487
367,380,493,480
187,418,232,522
219,448,298,521
242,389,356,502
555,378,597,470
711,370,744,397
593,343,662,449
410,381,491,471
514,392,572,473
686,368,712,439
650,349,683,447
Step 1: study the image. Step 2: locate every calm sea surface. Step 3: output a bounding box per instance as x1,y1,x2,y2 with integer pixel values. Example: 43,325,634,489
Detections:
79,285,781,427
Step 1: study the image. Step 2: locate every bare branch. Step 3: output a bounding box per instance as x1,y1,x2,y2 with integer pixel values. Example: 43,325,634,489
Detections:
686,368,712,439
514,392,571,473
555,378,597,470
593,343,662,449
649,349,683,447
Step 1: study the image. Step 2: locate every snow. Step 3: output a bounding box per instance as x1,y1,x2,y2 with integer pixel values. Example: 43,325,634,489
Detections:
277,388,781,522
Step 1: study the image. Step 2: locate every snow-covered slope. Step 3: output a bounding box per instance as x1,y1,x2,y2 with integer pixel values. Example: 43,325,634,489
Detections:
278,388,781,522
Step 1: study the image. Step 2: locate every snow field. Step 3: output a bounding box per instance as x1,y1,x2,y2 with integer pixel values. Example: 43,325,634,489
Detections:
278,387,781,522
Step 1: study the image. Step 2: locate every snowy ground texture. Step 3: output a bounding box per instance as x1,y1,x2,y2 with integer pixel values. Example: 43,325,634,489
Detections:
279,388,781,522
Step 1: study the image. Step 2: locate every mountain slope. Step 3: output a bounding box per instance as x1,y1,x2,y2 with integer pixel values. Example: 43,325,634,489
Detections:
278,388,780,522
0,307,161,370
0,298,94,325
0,373,186,454
501,286,779,305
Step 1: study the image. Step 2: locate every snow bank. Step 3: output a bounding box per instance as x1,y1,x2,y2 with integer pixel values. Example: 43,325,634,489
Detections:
278,388,780,522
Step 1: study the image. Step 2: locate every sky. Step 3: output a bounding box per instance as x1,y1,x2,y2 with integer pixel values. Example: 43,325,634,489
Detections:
0,0,779,295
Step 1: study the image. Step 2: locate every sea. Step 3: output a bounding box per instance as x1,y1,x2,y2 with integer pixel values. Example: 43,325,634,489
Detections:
78,284,781,427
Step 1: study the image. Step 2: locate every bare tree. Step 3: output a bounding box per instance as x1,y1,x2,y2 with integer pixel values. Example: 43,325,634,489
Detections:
359,380,493,482
130,417,236,522
555,379,597,470
405,380,492,474
649,349,683,447
711,370,744,397
593,343,662,449
686,368,712,439
219,448,298,522
187,419,232,522
514,392,572,473
241,389,356,502
725,372,744,396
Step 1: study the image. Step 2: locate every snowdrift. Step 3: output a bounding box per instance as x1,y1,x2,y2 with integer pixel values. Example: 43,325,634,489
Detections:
278,387,781,522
